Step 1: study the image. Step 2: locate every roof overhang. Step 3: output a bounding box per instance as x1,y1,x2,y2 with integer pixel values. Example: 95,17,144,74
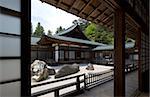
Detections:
39,0,147,39
38,35,105,47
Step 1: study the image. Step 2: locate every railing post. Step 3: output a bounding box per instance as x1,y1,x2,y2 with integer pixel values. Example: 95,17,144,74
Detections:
54,90,59,97
76,76,80,92
84,74,86,89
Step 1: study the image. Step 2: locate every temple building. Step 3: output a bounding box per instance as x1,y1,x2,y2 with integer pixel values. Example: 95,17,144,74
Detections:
31,24,136,65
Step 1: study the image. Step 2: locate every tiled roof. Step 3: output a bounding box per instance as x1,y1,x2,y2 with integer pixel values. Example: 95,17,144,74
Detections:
48,35,106,46
31,37,40,45
54,24,77,36
93,42,135,51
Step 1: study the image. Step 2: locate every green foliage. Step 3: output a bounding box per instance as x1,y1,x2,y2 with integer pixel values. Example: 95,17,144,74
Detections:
33,22,45,37
84,23,114,44
84,23,96,41
47,30,52,36
55,26,65,34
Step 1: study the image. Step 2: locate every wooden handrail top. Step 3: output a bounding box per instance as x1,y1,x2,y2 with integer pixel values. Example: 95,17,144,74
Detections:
32,74,85,88
88,69,113,75
32,80,84,97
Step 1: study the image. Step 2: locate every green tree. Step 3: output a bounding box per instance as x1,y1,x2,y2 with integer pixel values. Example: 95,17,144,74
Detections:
55,26,65,34
84,23,97,41
95,25,114,44
47,30,52,36
33,22,45,37
84,23,114,44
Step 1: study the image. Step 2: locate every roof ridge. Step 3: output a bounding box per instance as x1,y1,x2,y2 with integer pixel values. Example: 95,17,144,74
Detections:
54,24,77,36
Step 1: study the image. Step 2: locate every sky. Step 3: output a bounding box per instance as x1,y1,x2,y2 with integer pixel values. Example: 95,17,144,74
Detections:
31,0,79,35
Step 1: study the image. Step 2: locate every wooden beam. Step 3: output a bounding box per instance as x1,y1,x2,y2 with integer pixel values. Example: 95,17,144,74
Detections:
57,0,62,6
103,16,112,26
114,8,125,97
126,18,138,32
102,13,113,23
103,0,115,12
104,0,119,9
86,2,102,19
103,18,113,31
79,0,93,16
94,8,108,22
68,0,76,11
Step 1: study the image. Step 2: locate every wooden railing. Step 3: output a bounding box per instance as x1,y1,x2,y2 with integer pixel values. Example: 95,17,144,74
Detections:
31,65,137,97
125,63,138,73
31,74,85,97
85,69,114,89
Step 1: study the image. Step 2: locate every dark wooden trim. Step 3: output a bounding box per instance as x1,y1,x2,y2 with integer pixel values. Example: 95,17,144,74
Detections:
102,13,113,23
94,8,108,22
21,0,31,96
68,0,77,12
137,28,142,91
105,0,148,34
0,57,20,60
57,0,62,6
78,0,93,15
0,6,21,17
0,78,21,84
86,2,102,19
0,32,21,37
114,8,125,97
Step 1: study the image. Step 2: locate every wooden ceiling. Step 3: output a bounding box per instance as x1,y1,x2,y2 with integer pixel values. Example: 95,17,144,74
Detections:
40,0,139,39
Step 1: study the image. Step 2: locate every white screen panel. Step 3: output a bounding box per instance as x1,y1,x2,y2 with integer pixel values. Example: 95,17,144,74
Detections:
0,81,20,97
69,51,75,59
0,0,21,12
81,52,84,58
0,36,20,56
59,50,64,59
0,14,21,35
133,54,138,60
0,60,20,82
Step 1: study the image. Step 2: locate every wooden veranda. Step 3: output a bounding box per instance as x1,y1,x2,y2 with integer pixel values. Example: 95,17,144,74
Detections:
39,0,149,97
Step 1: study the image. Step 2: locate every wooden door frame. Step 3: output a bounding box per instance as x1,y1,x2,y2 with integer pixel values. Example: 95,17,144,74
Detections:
21,0,31,96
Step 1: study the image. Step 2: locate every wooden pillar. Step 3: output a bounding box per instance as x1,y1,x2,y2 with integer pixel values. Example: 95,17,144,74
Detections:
21,0,31,96
137,28,142,91
114,8,125,97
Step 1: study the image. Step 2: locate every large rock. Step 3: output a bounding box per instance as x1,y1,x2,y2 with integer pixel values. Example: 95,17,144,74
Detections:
86,63,94,70
55,63,80,78
32,68,49,82
31,60,54,82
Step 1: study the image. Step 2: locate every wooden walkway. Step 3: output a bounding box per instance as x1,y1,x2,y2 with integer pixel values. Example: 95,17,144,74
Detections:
74,70,138,97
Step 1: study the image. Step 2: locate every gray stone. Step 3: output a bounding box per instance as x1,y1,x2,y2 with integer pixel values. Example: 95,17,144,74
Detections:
55,64,80,78
31,60,50,82
32,68,49,82
86,63,94,70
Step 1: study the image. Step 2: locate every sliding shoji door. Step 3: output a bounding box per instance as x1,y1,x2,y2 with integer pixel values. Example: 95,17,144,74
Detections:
139,32,149,92
0,0,31,96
